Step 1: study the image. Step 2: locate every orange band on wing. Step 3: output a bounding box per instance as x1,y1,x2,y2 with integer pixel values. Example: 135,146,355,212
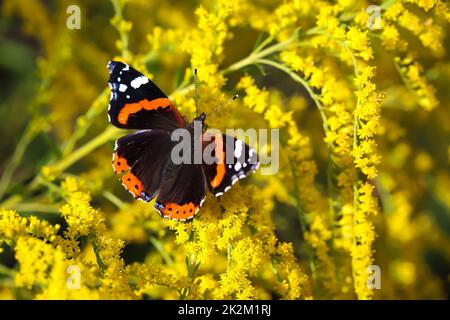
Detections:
159,202,198,220
210,134,225,188
121,171,144,198
112,152,129,173
118,97,172,125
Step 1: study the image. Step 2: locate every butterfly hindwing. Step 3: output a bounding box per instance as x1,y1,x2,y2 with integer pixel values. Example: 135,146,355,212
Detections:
202,133,259,197
113,129,175,202
107,61,185,130
154,163,206,221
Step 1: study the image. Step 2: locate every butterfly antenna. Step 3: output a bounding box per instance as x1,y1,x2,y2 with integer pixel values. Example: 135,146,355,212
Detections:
194,68,199,117
206,93,239,117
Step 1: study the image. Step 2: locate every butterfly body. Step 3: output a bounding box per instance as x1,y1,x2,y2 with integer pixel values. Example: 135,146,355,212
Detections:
107,61,258,221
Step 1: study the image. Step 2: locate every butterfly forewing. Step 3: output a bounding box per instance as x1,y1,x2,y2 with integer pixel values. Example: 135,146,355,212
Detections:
107,61,185,130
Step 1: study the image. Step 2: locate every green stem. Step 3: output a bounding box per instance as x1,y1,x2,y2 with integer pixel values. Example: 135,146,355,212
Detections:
13,203,60,214
255,59,329,131
0,123,38,200
179,254,200,299
0,264,14,277
103,190,126,209
34,175,63,195
110,0,130,59
149,235,175,267
0,195,23,210
62,88,109,157
227,242,233,271
288,157,317,285
253,34,275,54
91,236,106,276
380,0,397,10
53,126,121,174
224,32,298,75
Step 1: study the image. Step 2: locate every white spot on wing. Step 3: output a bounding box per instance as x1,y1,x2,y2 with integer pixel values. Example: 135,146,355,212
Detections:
234,162,242,171
215,192,224,197
235,140,244,158
131,76,149,89
119,84,128,92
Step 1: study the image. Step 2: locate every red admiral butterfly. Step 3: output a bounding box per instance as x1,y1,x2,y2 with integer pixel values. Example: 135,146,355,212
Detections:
107,61,258,221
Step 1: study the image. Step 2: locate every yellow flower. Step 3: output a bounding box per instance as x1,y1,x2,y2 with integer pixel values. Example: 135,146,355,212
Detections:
14,236,62,289
181,4,230,87
317,6,346,40
215,269,256,299
231,237,267,275
353,65,382,180
384,2,404,21
351,182,378,299
60,178,104,238
381,24,407,51
0,209,60,245
346,27,373,61
434,0,450,22
395,56,439,110
419,23,444,54
272,242,311,299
